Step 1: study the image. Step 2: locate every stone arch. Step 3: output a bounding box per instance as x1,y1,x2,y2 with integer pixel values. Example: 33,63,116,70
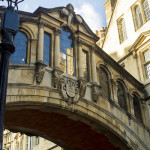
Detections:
19,24,35,39
96,60,113,79
5,101,132,150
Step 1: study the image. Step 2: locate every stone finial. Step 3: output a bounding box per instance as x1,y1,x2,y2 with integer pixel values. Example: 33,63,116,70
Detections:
61,3,83,27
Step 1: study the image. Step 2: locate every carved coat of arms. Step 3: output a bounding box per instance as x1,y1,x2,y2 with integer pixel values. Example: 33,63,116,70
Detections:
61,76,79,105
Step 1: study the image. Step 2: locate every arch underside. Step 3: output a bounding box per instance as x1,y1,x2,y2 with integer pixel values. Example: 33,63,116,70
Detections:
4,104,130,150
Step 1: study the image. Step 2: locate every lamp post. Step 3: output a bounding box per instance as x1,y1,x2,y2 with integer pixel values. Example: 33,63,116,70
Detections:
0,1,24,149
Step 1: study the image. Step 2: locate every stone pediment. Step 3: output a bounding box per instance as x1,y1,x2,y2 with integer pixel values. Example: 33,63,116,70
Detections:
129,31,150,51
34,4,99,41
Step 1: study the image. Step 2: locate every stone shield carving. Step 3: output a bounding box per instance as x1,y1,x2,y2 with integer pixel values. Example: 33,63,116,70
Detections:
61,75,79,105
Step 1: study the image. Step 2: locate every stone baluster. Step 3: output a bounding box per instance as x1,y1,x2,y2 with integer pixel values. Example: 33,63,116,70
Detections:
54,29,61,69
37,21,44,62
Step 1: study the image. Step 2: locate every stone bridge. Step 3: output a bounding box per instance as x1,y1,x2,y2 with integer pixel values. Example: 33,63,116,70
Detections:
0,4,149,150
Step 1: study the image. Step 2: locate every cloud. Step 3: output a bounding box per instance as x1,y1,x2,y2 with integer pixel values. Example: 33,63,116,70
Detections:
19,2,32,12
75,2,103,31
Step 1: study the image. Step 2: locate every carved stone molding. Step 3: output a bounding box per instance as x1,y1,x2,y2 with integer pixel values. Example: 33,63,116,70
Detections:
60,75,79,105
38,20,46,27
52,68,63,89
55,28,61,36
92,84,101,102
78,79,87,98
77,39,85,46
35,61,46,84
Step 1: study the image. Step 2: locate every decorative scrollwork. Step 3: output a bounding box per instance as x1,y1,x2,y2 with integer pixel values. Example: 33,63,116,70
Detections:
92,84,101,102
35,61,46,84
78,79,87,98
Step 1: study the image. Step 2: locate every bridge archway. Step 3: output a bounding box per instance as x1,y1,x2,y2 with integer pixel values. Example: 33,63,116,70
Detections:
5,100,130,150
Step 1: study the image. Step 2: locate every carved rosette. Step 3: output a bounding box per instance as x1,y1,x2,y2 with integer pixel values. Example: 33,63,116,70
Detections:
61,75,79,105
35,61,46,84
78,79,87,98
92,84,101,102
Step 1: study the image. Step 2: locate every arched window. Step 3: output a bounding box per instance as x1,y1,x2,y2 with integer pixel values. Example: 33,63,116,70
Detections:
60,28,75,76
135,5,143,28
10,31,27,63
142,0,150,21
99,67,110,99
43,33,51,66
120,19,127,42
132,94,142,121
116,81,127,111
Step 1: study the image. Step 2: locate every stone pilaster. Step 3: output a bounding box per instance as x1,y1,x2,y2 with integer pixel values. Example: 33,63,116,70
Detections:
78,40,84,79
37,22,44,62
91,47,98,84
54,28,61,69
127,91,134,116
23,135,26,150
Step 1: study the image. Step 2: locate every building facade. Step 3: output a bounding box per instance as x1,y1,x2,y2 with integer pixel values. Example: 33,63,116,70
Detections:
3,130,62,150
0,3,150,150
102,0,150,126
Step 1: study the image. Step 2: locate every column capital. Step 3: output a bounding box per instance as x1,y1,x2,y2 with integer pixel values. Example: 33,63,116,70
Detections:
38,20,45,28
90,45,96,52
55,28,61,35
77,39,84,46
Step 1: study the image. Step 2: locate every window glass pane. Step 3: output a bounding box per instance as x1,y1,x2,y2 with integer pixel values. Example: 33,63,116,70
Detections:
144,50,150,62
43,33,51,66
135,5,143,28
133,94,142,121
145,63,150,79
60,28,75,75
10,32,27,63
60,52,66,73
121,19,127,42
117,82,127,111
99,68,110,99
82,50,89,81
142,0,150,21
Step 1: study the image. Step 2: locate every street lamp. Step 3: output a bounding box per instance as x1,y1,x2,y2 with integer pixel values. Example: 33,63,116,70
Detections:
0,1,24,150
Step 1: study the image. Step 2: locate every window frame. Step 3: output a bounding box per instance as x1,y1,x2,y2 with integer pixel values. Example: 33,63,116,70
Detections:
117,16,128,44
116,80,128,111
43,32,51,66
60,27,75,76
132,93,143,122
131,0,150,31
143,49,150,79
10,31,28,64
99,66,111,100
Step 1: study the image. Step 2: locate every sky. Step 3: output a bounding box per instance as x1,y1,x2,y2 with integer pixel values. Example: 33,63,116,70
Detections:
0,0,107,31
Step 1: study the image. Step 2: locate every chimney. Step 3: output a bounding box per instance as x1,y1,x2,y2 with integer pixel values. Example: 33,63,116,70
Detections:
104,0,116,25
96,27,107,48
